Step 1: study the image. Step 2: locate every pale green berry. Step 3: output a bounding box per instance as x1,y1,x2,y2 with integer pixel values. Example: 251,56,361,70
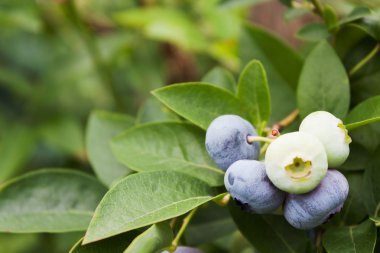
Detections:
265,132,328,194
299,111,351,168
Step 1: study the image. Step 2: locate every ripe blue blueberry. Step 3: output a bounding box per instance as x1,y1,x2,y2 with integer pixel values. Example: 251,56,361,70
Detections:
224,160,285,213
162,246,203,253
284,170,349,230
205,115,260,171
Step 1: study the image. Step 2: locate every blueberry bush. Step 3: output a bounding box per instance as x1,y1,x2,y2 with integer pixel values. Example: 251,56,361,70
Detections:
1,0,380,253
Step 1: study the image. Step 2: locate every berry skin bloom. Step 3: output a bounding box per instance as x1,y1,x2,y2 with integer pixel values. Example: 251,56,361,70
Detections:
205,115,260,171
224,160,285,214
284,170,349,229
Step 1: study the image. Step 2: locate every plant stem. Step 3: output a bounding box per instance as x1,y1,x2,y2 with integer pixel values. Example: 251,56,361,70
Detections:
260,142,270,156
311,0,324,15
62,1,124,111
214,193,231,207
170,208,198,250
272,109,300,131
349,44,380,77
247,136,274,144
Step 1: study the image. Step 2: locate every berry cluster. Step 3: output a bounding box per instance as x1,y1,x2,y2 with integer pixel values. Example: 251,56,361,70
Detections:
205,111,350,230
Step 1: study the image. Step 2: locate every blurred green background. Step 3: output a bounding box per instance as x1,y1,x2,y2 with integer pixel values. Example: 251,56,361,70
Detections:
0,0,379,252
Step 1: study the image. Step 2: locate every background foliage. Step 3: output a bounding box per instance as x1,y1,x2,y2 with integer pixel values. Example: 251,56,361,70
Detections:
1,0,380,252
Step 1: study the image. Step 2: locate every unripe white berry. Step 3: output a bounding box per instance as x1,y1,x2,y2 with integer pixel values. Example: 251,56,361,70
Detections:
299,111,351,167
265,132,328,194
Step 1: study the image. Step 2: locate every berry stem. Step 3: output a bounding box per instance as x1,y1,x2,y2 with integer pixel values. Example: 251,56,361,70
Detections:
260,142,270,156
213,193,231,207
349,44,380,77
170,207,198,251
247,136,274,144
272,109,300,131
310,0,324,16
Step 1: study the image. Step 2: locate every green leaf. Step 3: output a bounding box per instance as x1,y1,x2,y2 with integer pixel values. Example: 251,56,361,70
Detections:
322,220,377,253
335,24,369,58
0,233,39,253
111,122,224,186
83,170,216,244
229,203,308,253
339,7,373,26
336,172,367,225
296,23,330,42
369,217,380,227
114,8,206,51
152,83,249,130
184,202,237,246
86,110,135,187
40,117,85,157
345,96,380,130
237,60,271,131
345,39,380,105
124,222,173,253
322,5,338,30
201,67,236,93
136,97,180,124
239,24,302,123
0,126,35,183
340,143,370,171
297,41,350,119
362,148,380,218
0,169,107,233
70,232,139,253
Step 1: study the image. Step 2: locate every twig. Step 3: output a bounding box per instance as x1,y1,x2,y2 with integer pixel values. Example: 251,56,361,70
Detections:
272,109,300,132
311,0,324,16
169,208,198,251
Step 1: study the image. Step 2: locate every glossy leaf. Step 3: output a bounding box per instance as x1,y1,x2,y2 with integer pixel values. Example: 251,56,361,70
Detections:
114,8,206,51
239,24,302,123
201,67,236,93
136,97,180,124
185,202,237,246
40,117,85,157
296,23,329,42
86,110,135,186
229,203,308,253
0,169,107,233
297,41,350,119
369,217,380,227
322,220,376,253
237,60,271,130
0,126,35,183
362,149,380,218
70,232,139,253
83,170,216,244
152,83,249,130
339,7,373,26
345,39,380,105
340,143,370,171
111,122,224,186
336,172,367,225
0,233,39,253
124,222,173,253
322,5,338,30
345,96,380,130
335,24,369,58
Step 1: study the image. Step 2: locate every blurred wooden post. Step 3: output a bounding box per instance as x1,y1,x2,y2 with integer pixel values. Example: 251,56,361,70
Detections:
249,1,318,47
